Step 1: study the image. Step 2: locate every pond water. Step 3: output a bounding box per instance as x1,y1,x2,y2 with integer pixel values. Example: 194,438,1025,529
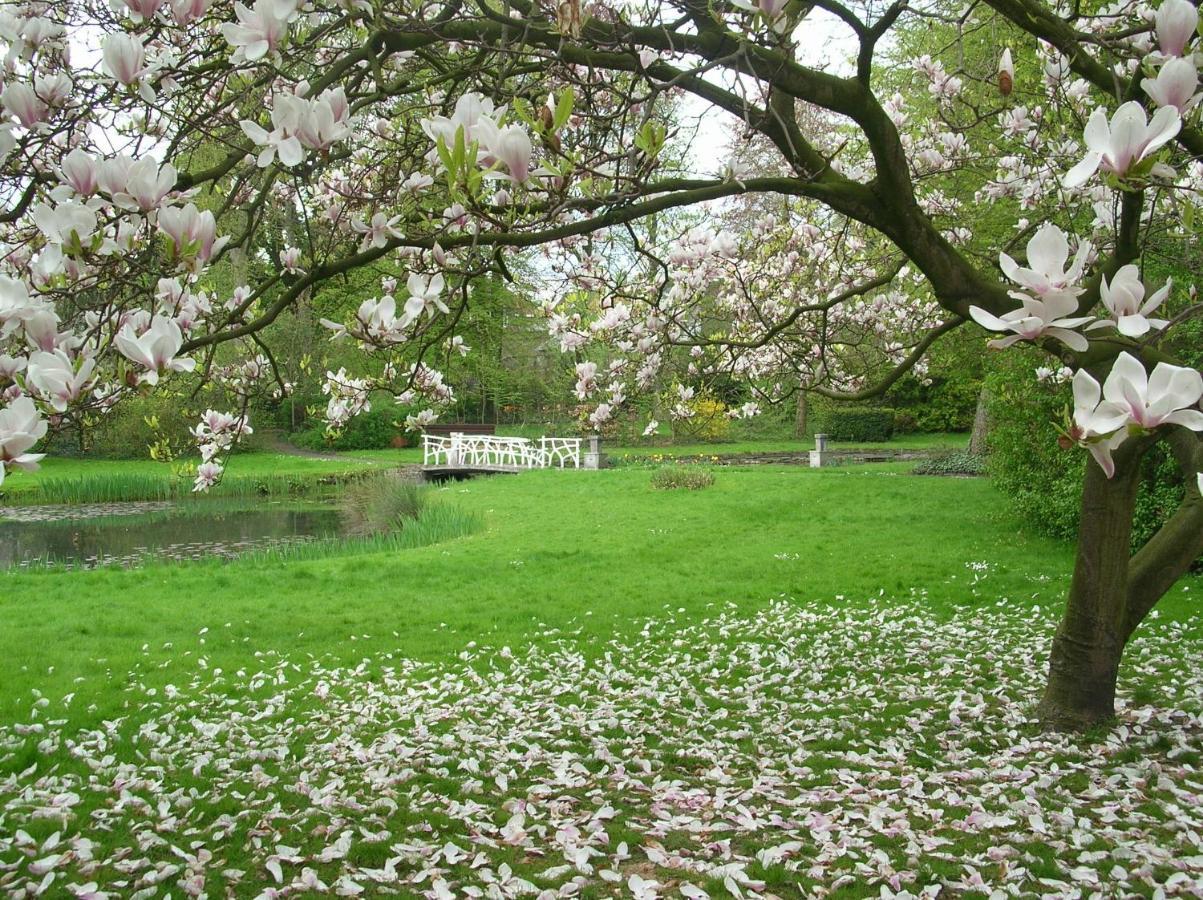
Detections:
0,500,345,569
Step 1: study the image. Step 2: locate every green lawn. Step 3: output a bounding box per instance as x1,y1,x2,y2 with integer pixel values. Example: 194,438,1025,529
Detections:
0,464,1111,726
1,466,1201,897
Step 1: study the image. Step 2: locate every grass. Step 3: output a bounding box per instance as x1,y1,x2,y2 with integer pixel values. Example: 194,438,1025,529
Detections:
0,451,385,505
0,462,1153,729
0,465,1200,896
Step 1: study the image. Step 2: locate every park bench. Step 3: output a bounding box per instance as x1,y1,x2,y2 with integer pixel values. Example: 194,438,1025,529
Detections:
424,423,496,438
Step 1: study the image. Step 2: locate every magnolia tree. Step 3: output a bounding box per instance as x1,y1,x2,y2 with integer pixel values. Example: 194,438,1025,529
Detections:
2,0,1203,729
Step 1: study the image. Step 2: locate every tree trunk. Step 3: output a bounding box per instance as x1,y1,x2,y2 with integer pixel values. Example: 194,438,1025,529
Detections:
794,390,809,439
968,385,990,455
1037,447,1144,731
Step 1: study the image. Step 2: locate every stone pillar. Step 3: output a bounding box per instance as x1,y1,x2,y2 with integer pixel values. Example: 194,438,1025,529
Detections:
809,433,828,468
583,434,601,470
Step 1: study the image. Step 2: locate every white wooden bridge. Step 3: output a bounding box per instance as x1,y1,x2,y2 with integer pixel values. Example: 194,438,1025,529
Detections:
421,434,584,477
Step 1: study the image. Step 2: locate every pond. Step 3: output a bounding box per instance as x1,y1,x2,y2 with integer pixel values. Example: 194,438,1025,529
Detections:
0,500,345,569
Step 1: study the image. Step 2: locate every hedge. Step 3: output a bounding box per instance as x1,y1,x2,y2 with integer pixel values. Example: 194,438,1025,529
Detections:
817,407,895,442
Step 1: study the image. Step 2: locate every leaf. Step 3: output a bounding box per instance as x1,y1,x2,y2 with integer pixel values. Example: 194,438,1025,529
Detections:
553,88,574,131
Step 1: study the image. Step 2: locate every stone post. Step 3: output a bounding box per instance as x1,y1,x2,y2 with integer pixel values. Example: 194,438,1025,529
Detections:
809,432,828,468
583,434,602,470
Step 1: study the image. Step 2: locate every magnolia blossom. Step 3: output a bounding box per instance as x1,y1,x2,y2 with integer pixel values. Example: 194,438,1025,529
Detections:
420,93,500,150
26,349,96,412
351,212,403,249
1141,57,1199,114
0,396,47,487
170,0,213,24
970,226,1094,351
279,247,302,273
0,276,51,337
59,149,99,196
574,361,598,399
102,33,146,87
405,408,438,431
1062,102,1180,187
588,403,614,429
1,82,46,128
119,157,176,212
998,224,1091,300
158,203,226,267
0,354,27,381
1155,0,1198,57
1072,352,1203,476
970,292,1093,351
221,0,298,63
400,274,449,327
30,201,97,249
193,461,223,491
241,89,350,168
1090,265,1170,337
115,314,196,384
486,124,532,183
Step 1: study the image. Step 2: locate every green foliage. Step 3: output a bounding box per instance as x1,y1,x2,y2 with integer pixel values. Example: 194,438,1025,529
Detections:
650,466,716,490
986,349,1186,548
886,373,980,432
818,407,896,442
671,397,731,442
69,396,200,460
913,451,986,477
294,406,405,451
340,476,427,536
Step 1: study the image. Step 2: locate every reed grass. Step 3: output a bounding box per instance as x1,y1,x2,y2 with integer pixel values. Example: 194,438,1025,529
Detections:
243,501,482,564
340,475,428,536
6,470,369,506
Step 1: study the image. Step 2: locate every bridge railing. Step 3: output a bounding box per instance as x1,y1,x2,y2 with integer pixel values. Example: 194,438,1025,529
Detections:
422,434,582,470
539,437,582,468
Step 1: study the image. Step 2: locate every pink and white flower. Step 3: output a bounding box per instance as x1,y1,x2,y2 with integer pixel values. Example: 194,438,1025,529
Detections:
102,33,146,87
115,314,196,384
1072,352,1203,475
399,273,448,326
0,395,47,487
1090,265,1171,337
997,224,1091,301
1155,0,1198,57
1062,101,1181,187
1141,57,1199,114
1,82,47,129
26,349,96,412
221,0,299,63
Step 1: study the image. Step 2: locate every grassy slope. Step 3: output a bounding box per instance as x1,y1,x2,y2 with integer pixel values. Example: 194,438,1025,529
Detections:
7,463,1186,737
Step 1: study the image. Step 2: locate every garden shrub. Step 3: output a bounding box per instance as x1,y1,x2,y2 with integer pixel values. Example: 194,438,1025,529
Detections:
293,406,404,450
913,451,986,476
817,407,895,442
986,349,1186,549
650,466,716,490
671,397,731,442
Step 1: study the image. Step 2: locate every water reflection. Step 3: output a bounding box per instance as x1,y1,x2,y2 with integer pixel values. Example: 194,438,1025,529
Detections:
0,501,344,569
